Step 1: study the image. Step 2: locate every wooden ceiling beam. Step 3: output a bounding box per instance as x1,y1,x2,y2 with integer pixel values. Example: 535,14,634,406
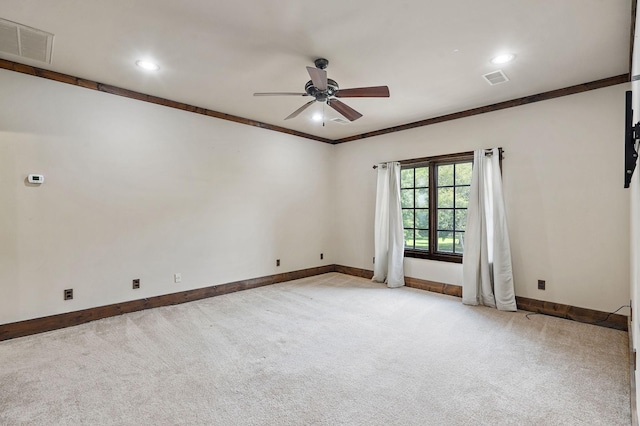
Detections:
0,58,334,144
334,74,629,144
0,58,629,145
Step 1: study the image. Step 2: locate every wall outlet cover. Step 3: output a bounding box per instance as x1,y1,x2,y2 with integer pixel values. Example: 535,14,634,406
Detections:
64,289,73,300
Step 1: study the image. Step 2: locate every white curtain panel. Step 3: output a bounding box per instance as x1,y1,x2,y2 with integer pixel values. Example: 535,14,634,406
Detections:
462,149,517,311
372,162,405,288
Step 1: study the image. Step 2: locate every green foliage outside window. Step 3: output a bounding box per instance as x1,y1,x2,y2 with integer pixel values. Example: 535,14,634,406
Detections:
400,158,472,258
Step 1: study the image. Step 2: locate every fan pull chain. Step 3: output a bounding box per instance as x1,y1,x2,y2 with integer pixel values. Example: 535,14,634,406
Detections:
323,103,326,127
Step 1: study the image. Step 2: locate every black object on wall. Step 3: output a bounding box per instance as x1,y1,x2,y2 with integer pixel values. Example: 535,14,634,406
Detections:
625,91,640,188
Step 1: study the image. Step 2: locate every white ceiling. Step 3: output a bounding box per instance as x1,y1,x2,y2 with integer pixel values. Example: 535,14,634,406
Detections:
0,0,633,140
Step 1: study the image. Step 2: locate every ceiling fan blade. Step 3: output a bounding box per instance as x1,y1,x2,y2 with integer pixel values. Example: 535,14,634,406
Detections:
328,99,363,121
253,92,309,96
306,66,327,91
285,100,316,120
335,86,390,98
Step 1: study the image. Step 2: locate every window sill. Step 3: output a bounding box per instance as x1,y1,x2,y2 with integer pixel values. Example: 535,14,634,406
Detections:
404,250,463,264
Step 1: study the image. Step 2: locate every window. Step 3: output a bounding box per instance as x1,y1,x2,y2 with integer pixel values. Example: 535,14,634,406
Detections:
400,152,473,263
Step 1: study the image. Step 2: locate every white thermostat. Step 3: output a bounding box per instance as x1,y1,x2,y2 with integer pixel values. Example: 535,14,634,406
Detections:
28,174,44,184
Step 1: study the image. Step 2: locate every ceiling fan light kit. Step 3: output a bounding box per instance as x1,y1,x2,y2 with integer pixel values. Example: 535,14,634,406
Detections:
254,58,390,123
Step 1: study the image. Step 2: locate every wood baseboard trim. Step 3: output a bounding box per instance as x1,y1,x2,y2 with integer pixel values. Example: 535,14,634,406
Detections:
404,276,463,297
335,265,628,331
0,265,336,341
515,296,627,331
334,265,373,279
336,264,462,297
1,264,628,341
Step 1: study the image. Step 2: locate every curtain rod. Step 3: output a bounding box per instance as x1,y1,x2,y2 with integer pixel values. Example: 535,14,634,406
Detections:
372,148,503,169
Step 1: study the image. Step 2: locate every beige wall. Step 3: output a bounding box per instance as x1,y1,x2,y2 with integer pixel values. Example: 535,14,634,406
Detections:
631,5,640,416
0,67,631,325
0,69,336,324
334,83,630,313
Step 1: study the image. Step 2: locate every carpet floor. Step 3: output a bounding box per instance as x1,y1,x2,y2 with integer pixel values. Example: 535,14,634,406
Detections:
0,272,630,425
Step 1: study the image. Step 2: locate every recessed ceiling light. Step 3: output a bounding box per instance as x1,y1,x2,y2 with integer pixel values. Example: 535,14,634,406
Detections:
135,60,160,71
490,53,515,64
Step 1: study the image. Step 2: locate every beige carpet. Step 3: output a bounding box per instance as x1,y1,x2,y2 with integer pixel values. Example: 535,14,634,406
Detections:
0,273,630,425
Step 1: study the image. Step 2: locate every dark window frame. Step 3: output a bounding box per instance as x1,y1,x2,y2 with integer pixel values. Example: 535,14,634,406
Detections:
401,151,474,264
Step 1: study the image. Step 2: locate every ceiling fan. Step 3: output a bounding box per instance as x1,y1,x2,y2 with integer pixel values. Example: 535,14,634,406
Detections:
253,58,390,122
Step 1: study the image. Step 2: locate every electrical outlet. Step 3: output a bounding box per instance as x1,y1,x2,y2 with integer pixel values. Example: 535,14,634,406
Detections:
132,279,140,289
64,289,73,300
320,253,324,260
538,280,546,290
276,259,280,267
174,273,182,283
373,257,375,264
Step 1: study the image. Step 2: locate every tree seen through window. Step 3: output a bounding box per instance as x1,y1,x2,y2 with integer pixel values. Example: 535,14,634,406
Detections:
400,154,473,262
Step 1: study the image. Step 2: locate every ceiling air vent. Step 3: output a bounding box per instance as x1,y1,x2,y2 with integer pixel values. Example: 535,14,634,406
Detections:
483,70,509,86
0,18,54,63
330,117,350,125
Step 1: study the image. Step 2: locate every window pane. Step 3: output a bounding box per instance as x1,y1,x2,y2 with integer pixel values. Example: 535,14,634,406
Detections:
416,188,428,208
437,231,454,253
438,209,454,231
455,186,470,208
404,229,415,248
416,209,428,229
401,155,474,261
416,229,429,250
402,209,414,228
454,232,465,254
437,164,454,186
455,162,473,185
437,187,453,208
415,167,429,187
455,209,467,231
401,189,414,208
401,168,414,189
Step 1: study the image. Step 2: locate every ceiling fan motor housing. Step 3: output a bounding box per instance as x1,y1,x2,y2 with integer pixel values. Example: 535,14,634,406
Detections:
314,58,329,69
253,57,388,122
305,78,339,102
